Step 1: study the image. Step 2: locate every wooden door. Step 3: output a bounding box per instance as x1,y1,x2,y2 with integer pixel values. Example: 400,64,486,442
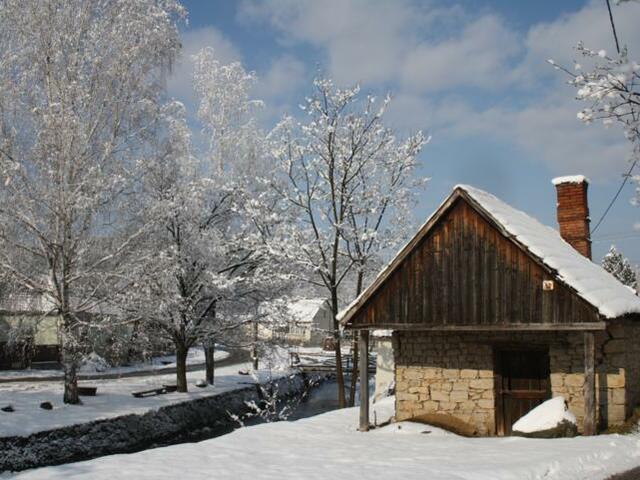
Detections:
495,349,550,435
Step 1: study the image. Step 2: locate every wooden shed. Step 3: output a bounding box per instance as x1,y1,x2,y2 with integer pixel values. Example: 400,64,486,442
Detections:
340,178,640,436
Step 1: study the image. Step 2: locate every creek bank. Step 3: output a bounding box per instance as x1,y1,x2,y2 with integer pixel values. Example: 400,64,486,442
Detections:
1,371,328,473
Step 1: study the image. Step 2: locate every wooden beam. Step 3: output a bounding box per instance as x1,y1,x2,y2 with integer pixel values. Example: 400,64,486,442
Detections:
583,331,596,435
359,330,370,432
348,322,607,332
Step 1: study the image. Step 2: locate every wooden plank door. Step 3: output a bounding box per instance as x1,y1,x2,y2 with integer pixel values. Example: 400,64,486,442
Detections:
495,349,550,435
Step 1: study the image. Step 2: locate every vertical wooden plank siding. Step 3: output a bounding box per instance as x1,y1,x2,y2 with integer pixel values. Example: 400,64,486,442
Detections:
358,330,370,432
350,199,600,328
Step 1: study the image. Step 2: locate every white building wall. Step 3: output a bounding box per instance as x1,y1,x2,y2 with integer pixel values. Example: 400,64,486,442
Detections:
374,336,395,401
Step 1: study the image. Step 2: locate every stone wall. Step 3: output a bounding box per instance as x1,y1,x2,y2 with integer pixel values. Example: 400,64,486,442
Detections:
394,326,637,436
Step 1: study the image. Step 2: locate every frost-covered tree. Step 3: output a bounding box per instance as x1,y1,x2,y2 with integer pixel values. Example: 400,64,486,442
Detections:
125,106,247,393
0,0,184,404
193,47,264,174
341,101,427,405
602,245,637,290
125,53,290,393
269,78,427,407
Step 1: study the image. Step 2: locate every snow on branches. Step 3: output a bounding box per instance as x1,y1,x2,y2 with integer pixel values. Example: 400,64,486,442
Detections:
549,44,640,147
549,7,640,200
0,0,184,404
269,77,428,406
193,47,264,174
123,51,293,392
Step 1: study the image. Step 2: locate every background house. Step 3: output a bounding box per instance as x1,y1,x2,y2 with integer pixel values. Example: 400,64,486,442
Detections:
259,298,333,347
341,177,640,436
0,291,128,370
0,293,60,369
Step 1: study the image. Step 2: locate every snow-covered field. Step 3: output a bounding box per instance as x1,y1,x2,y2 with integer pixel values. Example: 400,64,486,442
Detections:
0,348,230,381
0,360,263,437
6,397,640,480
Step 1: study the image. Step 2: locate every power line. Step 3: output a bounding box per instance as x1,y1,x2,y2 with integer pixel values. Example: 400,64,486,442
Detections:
591,160,637,235
592,234,640,243
606,0,621,54
590,1,629,235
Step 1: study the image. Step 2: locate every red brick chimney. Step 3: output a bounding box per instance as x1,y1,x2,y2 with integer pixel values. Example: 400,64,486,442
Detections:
553,175,592,259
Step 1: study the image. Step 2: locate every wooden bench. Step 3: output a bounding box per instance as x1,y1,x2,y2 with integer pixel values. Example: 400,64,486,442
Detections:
78,386,98,397
131,387,167,398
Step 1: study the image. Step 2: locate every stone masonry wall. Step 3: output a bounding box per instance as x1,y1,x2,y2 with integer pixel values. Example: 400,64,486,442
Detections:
394,331,495,435
395,327,635,436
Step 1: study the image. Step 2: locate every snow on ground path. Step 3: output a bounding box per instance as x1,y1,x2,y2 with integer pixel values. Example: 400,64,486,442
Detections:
0,348,230,382
8,397,640,480
0,360,282,438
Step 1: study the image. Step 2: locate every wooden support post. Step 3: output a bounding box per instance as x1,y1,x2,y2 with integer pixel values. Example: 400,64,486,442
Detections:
359,329,370,432
583,331,596,436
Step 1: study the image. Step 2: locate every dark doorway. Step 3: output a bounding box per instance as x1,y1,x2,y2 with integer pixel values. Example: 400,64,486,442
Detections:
495,348,551,435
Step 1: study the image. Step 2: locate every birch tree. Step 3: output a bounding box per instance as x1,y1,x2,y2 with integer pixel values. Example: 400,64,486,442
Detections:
0,0,184,404
193,47,264,175
270,78,427,407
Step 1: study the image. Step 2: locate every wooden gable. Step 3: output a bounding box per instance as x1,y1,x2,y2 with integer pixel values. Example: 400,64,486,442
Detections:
345,192,603,331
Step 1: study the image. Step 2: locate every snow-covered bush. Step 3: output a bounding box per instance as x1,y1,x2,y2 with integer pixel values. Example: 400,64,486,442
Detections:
79,352,111,373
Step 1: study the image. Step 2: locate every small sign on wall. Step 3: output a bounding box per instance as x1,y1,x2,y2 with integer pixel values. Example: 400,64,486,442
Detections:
542,280,555,291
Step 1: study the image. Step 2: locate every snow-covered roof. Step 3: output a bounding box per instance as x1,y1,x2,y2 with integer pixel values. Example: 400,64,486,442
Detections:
552,175,589,185
372,329,393,338
288,298,328,323
461,185,640,318
339,184,640,324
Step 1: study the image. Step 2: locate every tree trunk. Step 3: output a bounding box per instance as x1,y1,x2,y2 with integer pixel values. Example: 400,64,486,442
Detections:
205,342,215,385
252,320,259,370
331,287,346,408
348,271,364,407
348,330,359,407
176,345,188,392
61,314,80,405
126,319,141,364
62,348,80,405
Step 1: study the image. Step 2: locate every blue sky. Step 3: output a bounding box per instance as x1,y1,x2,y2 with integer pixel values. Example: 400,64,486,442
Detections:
169,0,640,264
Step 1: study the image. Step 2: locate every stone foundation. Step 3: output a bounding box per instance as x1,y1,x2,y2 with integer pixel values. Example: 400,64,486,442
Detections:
394,323,640,436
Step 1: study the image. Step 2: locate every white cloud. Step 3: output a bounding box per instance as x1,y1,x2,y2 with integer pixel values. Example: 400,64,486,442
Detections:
239,0,639,181
401,15,521,93
525,0,640,70
255,55,306,102
239,0,460,87
426,88,632,182
167,26,242,105
253,55,307,125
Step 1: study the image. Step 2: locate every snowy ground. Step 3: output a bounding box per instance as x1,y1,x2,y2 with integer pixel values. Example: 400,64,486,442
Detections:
0,347,230,381
6,397,640,480
0,359,271,438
